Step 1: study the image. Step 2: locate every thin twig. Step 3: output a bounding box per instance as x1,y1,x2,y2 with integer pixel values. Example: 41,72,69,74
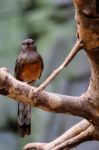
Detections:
34,39,83,93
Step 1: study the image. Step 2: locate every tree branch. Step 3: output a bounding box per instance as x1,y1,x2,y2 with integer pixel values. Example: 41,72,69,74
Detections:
23,120,92,150
48,119,90,149
53,126,93,150
0,67,96,123
34,39,83,92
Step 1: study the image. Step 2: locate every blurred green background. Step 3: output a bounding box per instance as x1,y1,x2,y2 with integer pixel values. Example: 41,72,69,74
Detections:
0,0,98,150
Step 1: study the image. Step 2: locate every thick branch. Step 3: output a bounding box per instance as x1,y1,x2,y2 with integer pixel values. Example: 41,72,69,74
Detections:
0,68,96,123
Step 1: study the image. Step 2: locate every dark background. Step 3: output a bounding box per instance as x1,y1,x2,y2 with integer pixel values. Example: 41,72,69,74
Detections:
0,0,99,149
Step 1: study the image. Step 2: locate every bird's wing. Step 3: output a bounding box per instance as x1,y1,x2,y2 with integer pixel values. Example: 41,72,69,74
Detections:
14,52,25,80
38,54,44,79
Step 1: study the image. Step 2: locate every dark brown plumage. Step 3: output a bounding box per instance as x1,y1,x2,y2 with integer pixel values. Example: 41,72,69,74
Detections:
14,38,43,137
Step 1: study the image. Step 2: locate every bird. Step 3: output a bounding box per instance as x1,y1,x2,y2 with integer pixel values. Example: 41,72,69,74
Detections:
14,38,44,137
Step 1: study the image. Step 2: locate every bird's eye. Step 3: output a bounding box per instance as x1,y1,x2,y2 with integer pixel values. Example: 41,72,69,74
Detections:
22,42,26,46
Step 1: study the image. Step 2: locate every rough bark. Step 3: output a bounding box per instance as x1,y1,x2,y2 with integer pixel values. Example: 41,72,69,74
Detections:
0,0,99,150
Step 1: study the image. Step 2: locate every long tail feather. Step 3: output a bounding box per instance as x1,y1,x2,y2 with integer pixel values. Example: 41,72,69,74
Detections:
18,103,31,137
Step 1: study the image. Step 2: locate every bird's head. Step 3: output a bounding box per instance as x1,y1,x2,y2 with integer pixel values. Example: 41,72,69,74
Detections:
22,39,36,51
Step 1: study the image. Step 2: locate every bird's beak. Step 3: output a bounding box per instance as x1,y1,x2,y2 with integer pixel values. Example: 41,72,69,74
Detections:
27,43,30,47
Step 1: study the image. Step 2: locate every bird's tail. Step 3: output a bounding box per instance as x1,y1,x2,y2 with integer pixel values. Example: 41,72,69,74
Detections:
18,103,31,137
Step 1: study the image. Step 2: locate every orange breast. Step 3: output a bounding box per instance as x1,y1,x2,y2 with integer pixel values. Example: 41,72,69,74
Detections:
20,62,42,83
